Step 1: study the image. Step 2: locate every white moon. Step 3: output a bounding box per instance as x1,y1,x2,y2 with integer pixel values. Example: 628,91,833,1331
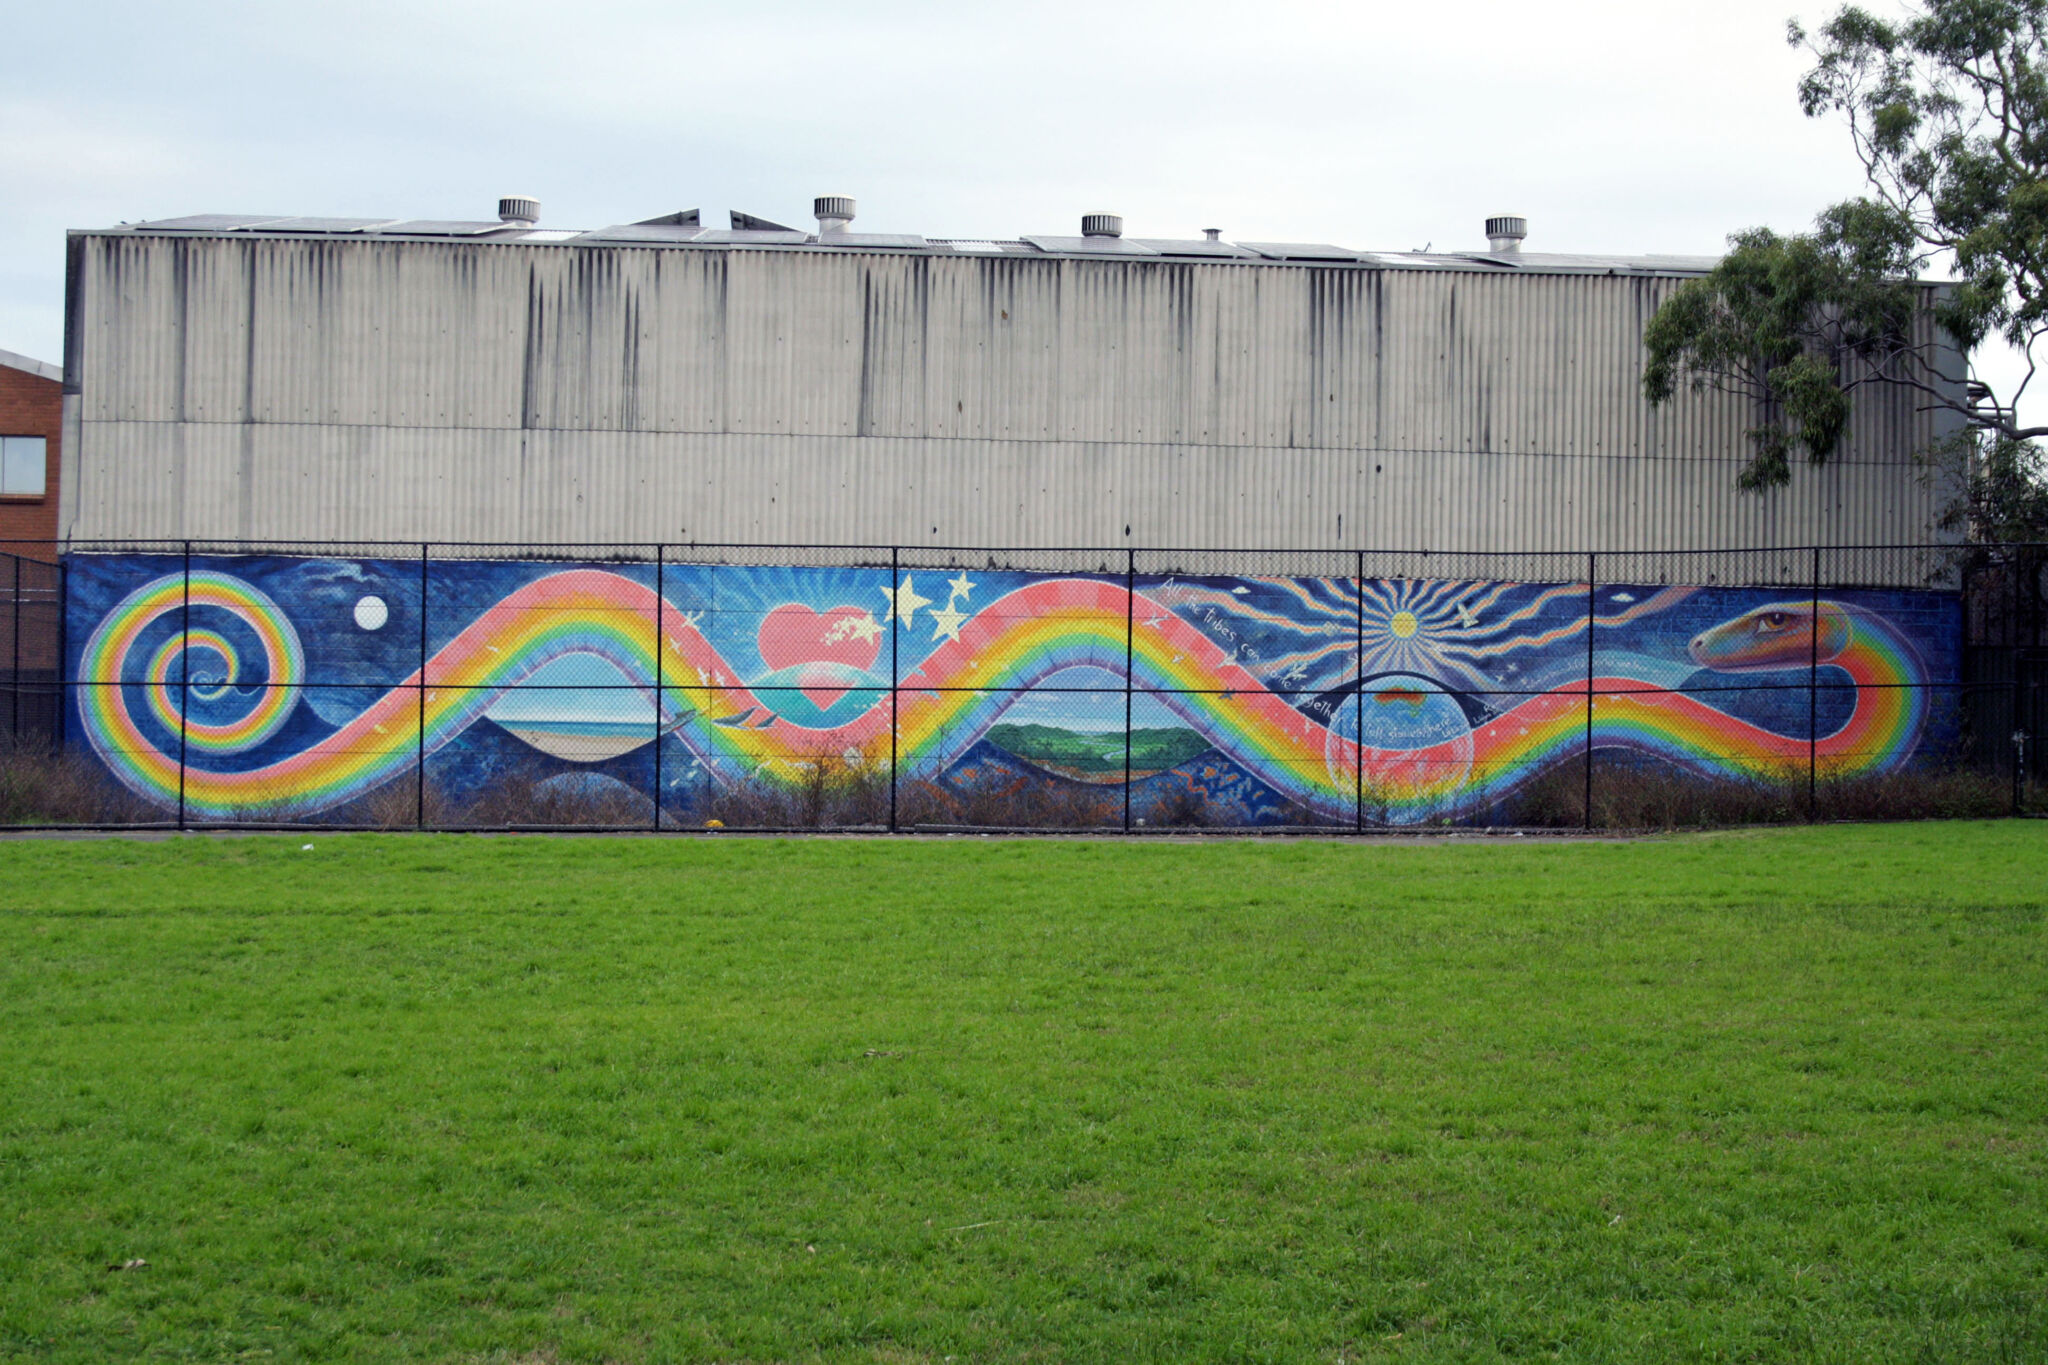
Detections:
353,595,389,630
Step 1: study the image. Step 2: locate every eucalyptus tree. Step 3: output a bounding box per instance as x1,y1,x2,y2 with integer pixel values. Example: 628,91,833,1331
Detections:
1644,0,2048,535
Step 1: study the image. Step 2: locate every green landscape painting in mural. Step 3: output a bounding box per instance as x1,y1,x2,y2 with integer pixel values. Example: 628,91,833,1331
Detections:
984,723,1213,777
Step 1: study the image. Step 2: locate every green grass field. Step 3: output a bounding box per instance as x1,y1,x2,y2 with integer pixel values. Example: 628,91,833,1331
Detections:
2,826,2044,1363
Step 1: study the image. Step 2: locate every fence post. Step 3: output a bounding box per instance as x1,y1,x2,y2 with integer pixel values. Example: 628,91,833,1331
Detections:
2019,548,2035,816
1355,549,1365,834
2018,724,2029,817
2015,553,2025,817
10,553,19,741
889,546,899,834
56,553,69,753
417,543,429,830
1124,548,1136,833
1584,551,1595,831
653,544,664,833
179,541,190,831
1809,545,1822,821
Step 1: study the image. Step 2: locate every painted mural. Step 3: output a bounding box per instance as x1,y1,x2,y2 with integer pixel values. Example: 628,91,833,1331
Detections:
62,554,1962,826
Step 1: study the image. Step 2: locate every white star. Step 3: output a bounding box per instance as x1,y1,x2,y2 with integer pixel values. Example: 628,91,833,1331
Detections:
881,577,932,626
947,571,977,600
929,601,968,643
1455,602,1479,630
844,613,882,644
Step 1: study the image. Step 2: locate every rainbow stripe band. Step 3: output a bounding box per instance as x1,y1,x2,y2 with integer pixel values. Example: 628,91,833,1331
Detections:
73,569,1929,822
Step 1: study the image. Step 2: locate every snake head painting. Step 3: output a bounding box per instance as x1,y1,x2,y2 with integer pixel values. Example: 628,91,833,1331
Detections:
1688,602,1851,673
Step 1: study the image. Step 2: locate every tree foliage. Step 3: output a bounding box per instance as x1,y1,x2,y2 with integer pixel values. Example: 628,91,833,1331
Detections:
1931,430,2048,539
1641,217,1921,490
1644,0,2048,532
1798,0,2048,370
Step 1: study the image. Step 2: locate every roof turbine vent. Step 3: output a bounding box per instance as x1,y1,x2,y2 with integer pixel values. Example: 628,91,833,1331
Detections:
814,195,856,237
498,195,541,226
1485,215,1527,254
1080,213,1123,239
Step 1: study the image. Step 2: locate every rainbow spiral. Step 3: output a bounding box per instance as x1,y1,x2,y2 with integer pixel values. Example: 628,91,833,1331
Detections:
77,572,308,802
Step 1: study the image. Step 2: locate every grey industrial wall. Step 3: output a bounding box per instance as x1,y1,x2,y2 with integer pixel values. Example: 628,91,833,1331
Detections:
59,231,1962,563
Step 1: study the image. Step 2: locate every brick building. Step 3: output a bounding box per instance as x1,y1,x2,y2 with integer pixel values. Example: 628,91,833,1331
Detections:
0,347,61,562
0,347,61,741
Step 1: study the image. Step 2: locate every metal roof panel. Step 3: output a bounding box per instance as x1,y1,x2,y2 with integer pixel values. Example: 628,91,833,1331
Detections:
241,217,400,233
371,220,513,237
0,346,61,383
1237,242,1364,261
127,214,288,231
578,223,713,243
692,229,811,245
1447,251,1724,274
1020,235,1161,255
1130,237,1258,258
818,233,928,249
90,213,1727,278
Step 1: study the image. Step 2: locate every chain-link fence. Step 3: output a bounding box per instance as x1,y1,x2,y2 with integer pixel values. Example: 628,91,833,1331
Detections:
5,538,2038,831
0,551,62,748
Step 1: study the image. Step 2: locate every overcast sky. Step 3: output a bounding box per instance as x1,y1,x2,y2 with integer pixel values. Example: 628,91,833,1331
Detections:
6,0,2024,416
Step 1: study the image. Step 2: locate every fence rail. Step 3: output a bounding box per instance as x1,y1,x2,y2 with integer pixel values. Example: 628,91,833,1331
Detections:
3,539,2042,832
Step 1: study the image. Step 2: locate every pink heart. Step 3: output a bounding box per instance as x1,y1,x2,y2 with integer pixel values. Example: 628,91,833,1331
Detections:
759,604,882,675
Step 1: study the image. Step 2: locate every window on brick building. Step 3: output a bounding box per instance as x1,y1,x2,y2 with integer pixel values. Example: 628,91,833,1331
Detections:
0,437,45,497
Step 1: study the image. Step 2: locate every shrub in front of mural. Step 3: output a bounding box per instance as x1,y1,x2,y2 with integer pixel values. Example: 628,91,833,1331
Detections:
1500,757,2007,829
694,749,892,829
897,770,1117,830
0,735,165,825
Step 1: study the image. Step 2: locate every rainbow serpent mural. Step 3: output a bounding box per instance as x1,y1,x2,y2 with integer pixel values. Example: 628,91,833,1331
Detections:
65,556,1958,824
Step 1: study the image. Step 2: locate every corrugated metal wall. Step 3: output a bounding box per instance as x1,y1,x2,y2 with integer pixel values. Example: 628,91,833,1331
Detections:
62,232,1963,573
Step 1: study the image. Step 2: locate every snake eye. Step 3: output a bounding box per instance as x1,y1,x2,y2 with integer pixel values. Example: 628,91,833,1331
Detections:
1754,611,1791,634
